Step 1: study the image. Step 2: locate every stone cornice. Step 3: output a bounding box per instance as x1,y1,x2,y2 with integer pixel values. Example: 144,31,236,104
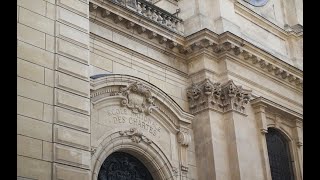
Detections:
184,30,303,89
235,1,303,39
187,78,252,115
89,1,302,90
218,54,303,94
251,97,303,120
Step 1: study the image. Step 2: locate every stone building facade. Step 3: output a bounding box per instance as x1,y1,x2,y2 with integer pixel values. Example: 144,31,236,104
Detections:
17,0,303,179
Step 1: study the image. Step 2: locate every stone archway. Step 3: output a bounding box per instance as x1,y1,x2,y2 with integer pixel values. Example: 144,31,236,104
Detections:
91,130,173,180
98,151,153,180
90,74,194,180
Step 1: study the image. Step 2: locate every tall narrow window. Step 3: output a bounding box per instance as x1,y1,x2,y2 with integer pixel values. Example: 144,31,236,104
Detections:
266,128,294,180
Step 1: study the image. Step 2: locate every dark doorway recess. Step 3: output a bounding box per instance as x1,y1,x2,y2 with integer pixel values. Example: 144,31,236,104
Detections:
98,151,154,180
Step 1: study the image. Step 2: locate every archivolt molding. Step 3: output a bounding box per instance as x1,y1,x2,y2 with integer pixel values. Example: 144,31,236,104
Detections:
91,131,178,180
186,78,252,115
90,74,194,126
91,74,195,175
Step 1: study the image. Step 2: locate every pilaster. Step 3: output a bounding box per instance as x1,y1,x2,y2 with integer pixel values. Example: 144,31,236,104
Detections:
187,78,252,180
52,0,91,179
252,104,272,180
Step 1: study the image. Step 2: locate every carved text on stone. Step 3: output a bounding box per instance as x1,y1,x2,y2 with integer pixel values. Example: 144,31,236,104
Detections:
106,107,161,136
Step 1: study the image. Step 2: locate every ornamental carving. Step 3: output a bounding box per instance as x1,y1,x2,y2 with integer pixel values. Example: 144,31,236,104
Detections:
119,128,152,144
177,131,191,147
120,82,158,115
187,79,252,115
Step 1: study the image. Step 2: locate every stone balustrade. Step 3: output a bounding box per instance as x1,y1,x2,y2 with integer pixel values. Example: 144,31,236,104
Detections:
109,0,184,34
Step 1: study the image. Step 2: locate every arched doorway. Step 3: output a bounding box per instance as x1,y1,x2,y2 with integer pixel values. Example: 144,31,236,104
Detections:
98,151,153,180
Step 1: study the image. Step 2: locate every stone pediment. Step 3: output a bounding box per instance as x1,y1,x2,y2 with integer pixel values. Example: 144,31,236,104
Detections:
187,79,252,115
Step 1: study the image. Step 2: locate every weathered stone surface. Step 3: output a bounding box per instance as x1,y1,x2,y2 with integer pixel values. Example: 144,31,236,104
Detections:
55,89,90,115
17,41,54,69
19,8,54,35
43,141,53,162
17,135,43,159
90,53,113,72
53,163,91,180
57,38,89,64
17,59,44,84
55,107,90,133
17,77,53,105
56,55,89,80
57,6,89,32
54,144,91,169
56,72,90,97
17,156,52,180
17,115,52,141
54,125,90,150
17,96,43,121
17,24,45,48
58,0,89,17
57,22,89,48
18,0,46,16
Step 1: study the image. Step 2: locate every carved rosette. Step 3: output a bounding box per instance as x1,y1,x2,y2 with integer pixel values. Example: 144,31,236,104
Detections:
120,82,158,115
187,79,252,115
119,128,152,144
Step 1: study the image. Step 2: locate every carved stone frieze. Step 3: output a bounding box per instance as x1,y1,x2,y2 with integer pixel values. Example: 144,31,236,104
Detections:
187,79,252,115
120,82,158,114
119,128,152,144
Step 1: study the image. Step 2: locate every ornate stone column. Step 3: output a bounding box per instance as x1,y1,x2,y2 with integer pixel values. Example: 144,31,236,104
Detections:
187,79,252,180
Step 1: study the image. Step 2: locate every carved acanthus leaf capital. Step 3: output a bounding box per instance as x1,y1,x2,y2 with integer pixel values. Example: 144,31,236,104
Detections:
119,128,152,144
187,79,252,114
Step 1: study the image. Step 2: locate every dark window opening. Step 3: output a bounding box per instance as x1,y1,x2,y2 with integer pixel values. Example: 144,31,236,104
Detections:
266,128,294,180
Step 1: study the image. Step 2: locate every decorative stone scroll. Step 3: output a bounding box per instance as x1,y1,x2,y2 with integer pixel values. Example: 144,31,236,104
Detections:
119,128,152,144
120,82,158,115
187,79,252,115
177,131,191,147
